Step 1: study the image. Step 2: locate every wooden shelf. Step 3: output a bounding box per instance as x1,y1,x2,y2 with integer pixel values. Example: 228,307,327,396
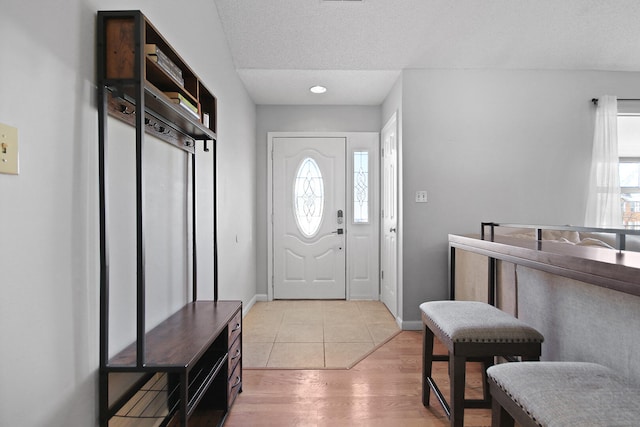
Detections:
109,373,177,426
106,82,216,145
102,301,242,427
107,301,239,369
99,10,217,144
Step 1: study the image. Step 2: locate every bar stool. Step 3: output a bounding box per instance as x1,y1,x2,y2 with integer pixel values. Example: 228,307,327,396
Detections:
420,301,544,427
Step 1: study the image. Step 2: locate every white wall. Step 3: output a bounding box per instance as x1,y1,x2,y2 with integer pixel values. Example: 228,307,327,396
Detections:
127,1,258,305
255,106,381,297
382,75,403,131
0,1,256,426
399,69,640,323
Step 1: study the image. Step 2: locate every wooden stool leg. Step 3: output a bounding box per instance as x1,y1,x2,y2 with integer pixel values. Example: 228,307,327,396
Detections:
422,325,435,406
482,357,494,402
449,354,466,427
521,354,540,362
491,397,515,427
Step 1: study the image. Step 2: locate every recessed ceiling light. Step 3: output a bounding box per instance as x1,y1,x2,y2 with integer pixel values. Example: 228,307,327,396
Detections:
310,85,327,94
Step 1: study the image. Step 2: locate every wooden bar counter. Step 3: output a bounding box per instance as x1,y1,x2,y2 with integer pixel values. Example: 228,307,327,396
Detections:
449,233,640,298
448,231,640,386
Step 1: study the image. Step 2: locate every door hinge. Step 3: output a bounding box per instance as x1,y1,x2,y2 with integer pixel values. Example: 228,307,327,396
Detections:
381,270,384,280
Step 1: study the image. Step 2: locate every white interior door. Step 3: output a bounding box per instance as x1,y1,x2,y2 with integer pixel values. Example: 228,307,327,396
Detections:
273,137,346,299
381,115,398,316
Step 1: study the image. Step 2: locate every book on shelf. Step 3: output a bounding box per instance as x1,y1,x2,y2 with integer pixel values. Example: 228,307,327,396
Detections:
145,44,184,86
165,92,200,119
148,56,185,86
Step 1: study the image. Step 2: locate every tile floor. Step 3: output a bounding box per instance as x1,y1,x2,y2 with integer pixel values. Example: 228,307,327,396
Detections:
242,300,401,369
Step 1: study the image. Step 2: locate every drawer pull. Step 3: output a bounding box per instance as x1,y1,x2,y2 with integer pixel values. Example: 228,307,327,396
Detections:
231,349,241,360
231,376,241,388
231,322,241,332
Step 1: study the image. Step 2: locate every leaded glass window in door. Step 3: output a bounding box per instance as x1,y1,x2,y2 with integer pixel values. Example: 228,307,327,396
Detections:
294,157,324,236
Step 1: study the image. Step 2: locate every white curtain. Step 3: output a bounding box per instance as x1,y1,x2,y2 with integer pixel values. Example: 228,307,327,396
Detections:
584,95,622,228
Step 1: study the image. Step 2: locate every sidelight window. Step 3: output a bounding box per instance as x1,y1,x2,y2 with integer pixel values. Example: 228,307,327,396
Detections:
353,151,369,223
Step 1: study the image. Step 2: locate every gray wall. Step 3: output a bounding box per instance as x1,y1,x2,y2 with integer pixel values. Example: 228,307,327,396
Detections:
0,1,256,426
399,69,640,323
255,105,382,296
517,266,640,384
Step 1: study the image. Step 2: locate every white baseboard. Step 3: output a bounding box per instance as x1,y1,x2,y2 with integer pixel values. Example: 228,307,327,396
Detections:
243,294,268,317
348,295,379,301
400,319,423,331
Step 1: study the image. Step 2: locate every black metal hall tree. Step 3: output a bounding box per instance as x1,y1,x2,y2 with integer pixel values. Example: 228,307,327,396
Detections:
96,10,241,427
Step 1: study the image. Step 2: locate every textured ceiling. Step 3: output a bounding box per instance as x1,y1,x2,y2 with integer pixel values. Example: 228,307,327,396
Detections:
213,0,640,105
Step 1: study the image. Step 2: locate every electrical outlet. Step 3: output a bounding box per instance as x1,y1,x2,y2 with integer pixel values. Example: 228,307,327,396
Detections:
415,190,428,203
0,123,19,175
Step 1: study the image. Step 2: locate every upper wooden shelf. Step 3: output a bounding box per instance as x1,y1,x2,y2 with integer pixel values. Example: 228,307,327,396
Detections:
99,10,217,144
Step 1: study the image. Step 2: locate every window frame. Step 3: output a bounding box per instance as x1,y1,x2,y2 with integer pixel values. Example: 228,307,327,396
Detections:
617,111,640,227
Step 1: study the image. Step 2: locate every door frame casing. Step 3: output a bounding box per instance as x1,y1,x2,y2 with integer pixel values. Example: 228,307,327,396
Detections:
267,132,380,301
380,112,399,318
380,110,404,328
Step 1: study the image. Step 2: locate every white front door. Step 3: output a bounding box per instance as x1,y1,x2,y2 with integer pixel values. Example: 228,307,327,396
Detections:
273,137,346,299
380,114,398,317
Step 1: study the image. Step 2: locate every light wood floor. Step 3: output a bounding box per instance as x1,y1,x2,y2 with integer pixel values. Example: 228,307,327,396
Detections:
226,331,492,426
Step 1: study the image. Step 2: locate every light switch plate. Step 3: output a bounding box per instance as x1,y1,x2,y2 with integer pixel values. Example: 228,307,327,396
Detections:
0,123,19,175
415,190,428,203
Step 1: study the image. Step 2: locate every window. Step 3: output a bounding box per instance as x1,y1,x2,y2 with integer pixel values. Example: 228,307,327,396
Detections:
618,115,640,227
294,157,324,237
353,151,369,223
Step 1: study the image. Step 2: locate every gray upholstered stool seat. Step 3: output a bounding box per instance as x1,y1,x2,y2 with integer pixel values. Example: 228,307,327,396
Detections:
487,362,640,427
421,301,545,345
420,301,544,427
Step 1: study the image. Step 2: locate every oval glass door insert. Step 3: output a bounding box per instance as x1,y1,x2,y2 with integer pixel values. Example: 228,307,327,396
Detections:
294,157,324,237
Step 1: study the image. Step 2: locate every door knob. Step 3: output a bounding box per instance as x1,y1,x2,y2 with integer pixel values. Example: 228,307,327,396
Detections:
389,227,396,233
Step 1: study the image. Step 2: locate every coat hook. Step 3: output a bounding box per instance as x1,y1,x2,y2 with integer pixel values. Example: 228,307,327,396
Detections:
119,104,135,115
